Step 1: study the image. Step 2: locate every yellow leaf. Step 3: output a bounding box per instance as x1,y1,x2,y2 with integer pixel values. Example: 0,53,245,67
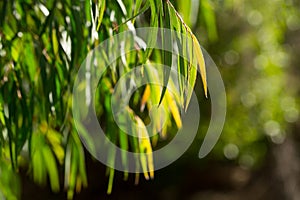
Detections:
192,34,208,97
52,29,59,55
39,121,48,134
166,91,182,128
141,84,151,111
135,116,154,179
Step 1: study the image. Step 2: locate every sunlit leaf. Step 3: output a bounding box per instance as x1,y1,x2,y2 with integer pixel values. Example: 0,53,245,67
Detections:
107,167,115,194
52,29,59,56
141,84,151,111
192,34,207,97
159,1,172,105
166,91,182,128
185,33,197,110
135,116,154,179
97,0,106,31
133,0,143,24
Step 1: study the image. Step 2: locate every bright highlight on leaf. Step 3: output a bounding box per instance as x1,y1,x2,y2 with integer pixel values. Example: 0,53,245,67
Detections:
192,34,208,98
167,1,208,101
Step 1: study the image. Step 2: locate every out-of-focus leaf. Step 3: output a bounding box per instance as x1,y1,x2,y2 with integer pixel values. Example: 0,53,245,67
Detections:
42,146,60,192
52,29,59,56
107,167,115,194
113,1,150,31
116,0,127,16
141,84,151,111
200,0,218,41
97,0,106,31
133,0,143,24
73,130,88,189
0,159,20,200
23,34,38,82
47,129,64,165
32,134,46,185
119,129,128,180
67,141,78,200
0,103,5,125
177,0,192,26
11,38,21,61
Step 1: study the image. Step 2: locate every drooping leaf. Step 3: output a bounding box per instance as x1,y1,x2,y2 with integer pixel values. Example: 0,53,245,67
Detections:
185,33,197,110
42,146,60,192
192,34,207,97
97,0,106,31
135,116,154,179
107,167,115,194
166,91,182,128
113,1,150,31
159,1,172,105
143,0,159,62
133,0,144,24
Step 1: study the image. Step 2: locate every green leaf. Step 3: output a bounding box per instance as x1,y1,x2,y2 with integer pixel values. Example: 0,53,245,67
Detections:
23,34,38,82
119,129,128,172
74,133,88,188
32,149,46,185
97,0,106,31
116,0,127,16
159,2,172,105
133,0,143,24
107,168,115,194
67,138,79,200
42,146,60,192
113,1,150,30
52,29,59,56
185,33,197,110
174,25,187,106
143,0,159,62
192,34,207,97
200,0,218,41
177,0,192,26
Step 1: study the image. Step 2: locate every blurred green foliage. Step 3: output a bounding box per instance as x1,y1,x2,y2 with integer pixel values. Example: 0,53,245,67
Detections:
173,0,300,168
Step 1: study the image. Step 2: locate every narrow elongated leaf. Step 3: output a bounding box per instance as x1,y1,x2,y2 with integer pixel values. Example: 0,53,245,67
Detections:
73,131,88,188
159,2,172,105
200,0,218,41
107,168,115,194
192,34,207,97
116,0,128,16
166,91,182,128
167,0,207,102
177,0,192,26
119,129,129,179
185,34,197,110
67,141,78,200
132,0,143,24
113,1,150,31
141,84,150,111
32,149,46,185
168,4,185,105
42,146,60,192
136,116,154,179
52,29,59,55
96,0,106,31
143,0,159,62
